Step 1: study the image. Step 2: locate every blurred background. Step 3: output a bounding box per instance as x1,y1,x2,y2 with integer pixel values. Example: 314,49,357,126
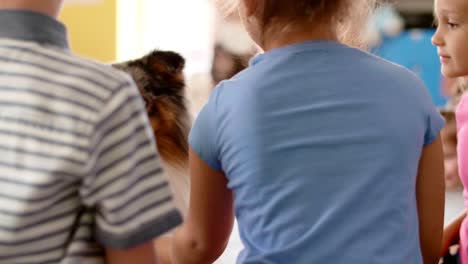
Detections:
59,0,450,112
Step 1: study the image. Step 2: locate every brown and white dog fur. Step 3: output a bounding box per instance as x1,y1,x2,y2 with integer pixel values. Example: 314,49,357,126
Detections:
113,50,191,215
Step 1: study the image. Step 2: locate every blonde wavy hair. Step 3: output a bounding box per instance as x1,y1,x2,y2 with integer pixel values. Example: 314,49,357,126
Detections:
215,0,378,49
452,78,468,105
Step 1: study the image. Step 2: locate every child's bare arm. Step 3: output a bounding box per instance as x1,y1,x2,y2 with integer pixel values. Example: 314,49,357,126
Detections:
441,210,466,256
166,147,234,264
106,241,158,264
416,136,445,264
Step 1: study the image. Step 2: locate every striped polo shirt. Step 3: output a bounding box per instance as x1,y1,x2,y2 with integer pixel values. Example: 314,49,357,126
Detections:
0,10,182,263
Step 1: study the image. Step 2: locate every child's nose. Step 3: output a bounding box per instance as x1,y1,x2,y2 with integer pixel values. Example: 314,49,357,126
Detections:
432,29,443,46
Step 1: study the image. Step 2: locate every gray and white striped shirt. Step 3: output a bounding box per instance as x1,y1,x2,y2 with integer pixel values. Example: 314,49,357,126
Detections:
0,10,182,263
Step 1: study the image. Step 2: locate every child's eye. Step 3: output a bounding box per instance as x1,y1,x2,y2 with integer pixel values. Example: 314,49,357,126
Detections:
447,22,458,29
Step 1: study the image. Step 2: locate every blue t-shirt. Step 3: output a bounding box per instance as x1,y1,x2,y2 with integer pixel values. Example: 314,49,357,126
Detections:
190,40,444,264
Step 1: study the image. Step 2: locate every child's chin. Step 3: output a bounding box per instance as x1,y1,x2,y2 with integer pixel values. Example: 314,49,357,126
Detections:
441,69,455,78
442,68,467,79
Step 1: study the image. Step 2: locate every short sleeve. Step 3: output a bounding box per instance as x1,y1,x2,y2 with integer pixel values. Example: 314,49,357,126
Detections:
424,98,445,146
82,79,182,249
189,88,222,171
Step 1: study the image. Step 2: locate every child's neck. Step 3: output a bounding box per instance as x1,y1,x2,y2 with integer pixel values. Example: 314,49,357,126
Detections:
261,23,338,52
0,1,62,18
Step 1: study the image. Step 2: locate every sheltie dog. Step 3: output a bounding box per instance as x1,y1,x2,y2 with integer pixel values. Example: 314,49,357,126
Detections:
113,50,191,214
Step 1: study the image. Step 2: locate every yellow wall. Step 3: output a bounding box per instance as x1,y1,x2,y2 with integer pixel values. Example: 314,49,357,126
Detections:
59,0,117,62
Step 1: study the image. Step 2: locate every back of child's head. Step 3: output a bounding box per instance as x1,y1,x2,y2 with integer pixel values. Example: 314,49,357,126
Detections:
440,109,457,150
218,0,377,48
440,109,462,190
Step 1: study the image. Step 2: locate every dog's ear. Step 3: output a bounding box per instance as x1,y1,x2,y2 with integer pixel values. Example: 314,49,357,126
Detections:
145,50,185,77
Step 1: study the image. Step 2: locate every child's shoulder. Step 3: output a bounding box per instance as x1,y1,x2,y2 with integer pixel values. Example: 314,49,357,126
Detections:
68,53,132,85
356,49,417,78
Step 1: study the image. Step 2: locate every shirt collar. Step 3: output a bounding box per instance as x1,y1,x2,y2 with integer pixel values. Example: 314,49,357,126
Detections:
0,9,69,49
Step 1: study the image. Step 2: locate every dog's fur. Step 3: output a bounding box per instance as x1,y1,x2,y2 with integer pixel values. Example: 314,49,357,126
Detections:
113,50,191,214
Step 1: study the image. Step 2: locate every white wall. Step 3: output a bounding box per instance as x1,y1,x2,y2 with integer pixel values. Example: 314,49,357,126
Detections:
117,0,216,76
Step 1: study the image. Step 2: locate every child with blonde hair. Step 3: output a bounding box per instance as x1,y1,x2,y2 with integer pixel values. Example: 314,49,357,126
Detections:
157,0,445,263
433,0,468,262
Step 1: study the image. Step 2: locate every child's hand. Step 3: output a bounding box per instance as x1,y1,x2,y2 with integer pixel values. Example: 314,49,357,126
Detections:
441,210,466,257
